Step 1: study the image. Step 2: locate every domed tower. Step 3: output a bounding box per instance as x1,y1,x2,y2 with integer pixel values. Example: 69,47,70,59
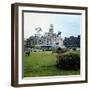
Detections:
49,24,54,34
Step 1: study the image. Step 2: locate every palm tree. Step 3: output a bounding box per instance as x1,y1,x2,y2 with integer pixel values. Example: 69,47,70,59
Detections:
35,27,42,36
35,27,42,45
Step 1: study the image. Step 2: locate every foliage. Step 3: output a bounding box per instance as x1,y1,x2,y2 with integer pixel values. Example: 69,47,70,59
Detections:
56,52,80,70
72,47,76,51
25,51,30,56
25,36,38,48
63,35,80,48
56,48,69,54
45,48,52,51
24,51,80,77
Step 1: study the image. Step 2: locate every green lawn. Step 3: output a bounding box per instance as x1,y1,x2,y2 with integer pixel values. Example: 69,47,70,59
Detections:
24,51,80,77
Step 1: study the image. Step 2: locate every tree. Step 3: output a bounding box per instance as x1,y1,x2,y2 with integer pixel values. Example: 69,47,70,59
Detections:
63,35,80,48
35,27,42,37
35,27,42,45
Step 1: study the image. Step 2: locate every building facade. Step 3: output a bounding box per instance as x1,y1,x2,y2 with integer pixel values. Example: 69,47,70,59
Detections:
35,24,65,49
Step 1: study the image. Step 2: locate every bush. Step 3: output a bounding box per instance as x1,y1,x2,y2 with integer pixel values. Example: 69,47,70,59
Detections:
72,48,76,51
56,48,69,54
46,48,52,51
25,51,30,56
56,53,80,70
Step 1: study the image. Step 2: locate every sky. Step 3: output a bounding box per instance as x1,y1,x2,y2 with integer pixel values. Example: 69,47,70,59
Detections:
24,12,81,39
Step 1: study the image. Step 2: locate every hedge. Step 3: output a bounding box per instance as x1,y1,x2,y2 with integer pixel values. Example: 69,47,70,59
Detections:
56,52,80,70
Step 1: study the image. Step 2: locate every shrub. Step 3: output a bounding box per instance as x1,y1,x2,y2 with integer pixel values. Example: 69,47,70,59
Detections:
46,48,52,51
56,48,69,54
56,53,80,70
25,51,30,56
72,48,76,51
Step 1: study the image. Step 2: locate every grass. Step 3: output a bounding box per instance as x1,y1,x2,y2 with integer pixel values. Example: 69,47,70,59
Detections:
24,51,80,77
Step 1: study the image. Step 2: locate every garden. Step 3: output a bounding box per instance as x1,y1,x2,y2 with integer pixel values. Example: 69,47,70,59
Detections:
24,49,80,77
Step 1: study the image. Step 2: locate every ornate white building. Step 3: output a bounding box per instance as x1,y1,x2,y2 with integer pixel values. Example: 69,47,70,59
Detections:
36,24,65,49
